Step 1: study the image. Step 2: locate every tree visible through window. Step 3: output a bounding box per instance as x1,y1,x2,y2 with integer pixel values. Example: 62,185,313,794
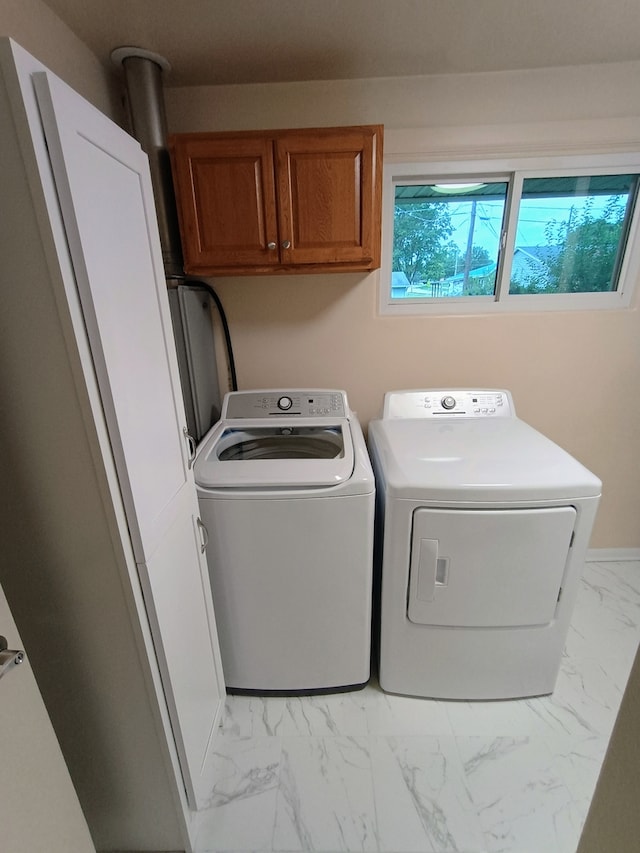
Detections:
392,181,507,298
388,171,639,306
510,176,636,294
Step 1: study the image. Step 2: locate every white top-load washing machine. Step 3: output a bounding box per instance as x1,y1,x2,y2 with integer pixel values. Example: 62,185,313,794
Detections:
368,389,602,700
195,390,375,694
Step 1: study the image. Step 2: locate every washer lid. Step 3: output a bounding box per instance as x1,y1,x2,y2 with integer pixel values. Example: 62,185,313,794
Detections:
195,419,355,488
368,417,601,501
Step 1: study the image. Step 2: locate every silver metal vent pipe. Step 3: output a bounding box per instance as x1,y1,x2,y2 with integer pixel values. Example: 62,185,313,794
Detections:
111,46,184,278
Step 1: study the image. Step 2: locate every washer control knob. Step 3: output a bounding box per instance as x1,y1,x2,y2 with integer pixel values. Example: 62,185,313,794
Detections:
441,395,456,410
277,395,293,411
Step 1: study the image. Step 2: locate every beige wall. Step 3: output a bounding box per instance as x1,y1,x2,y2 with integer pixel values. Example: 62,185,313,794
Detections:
0,0,118,116
166,64,640,549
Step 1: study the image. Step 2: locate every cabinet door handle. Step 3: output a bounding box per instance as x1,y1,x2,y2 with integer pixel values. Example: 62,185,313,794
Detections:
281,240,291,249
267,241,277,250
183,427,196,469
196,518,209,553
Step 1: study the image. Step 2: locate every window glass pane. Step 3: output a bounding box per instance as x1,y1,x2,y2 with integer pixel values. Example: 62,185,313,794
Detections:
392,182,508,299
509,174,639,294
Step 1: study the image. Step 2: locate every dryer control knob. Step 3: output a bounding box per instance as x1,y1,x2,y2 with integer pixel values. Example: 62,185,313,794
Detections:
277,395,293,411
441,395,456,410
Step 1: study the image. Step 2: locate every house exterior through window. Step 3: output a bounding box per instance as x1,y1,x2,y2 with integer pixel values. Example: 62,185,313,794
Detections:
381,155,640,315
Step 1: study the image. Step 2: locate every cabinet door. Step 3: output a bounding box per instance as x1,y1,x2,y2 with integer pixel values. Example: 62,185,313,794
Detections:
171,134,280,270
32,71,225,809
34,72,190,563
138,488,225,809
275,126,382,267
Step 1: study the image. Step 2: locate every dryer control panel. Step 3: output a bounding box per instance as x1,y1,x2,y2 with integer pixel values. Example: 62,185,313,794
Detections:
223,390,348,419
383,389,515,419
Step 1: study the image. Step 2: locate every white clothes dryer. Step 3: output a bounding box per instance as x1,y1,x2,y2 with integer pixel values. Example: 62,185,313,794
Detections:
368,389,602,700
195,390,375,694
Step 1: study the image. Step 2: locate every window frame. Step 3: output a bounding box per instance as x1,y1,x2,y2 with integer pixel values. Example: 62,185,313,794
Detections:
380,153,640,315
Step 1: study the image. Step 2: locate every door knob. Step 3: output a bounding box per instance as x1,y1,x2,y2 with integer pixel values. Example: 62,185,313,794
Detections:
0,635,24,680
281,240,291,249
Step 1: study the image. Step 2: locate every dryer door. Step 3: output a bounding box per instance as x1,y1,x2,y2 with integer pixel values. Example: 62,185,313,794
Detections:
408,506,576,627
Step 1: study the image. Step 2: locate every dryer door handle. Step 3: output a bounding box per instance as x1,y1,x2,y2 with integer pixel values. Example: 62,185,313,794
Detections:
407,536,451,624
410,538,439,604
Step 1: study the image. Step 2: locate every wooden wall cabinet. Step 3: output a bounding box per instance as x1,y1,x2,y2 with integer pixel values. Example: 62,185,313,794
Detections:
169,125,383,276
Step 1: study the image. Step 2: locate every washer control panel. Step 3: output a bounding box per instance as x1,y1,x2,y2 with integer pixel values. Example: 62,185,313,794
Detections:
224,390,347,419
383,389,514,419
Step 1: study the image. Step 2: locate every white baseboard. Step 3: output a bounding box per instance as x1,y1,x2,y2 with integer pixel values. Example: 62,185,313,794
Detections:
586,548,640,562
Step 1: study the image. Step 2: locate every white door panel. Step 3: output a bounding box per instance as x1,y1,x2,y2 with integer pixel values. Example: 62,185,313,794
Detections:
139,487,225,809
33,70,190,563
408,506,576,627
31,70,225,809
0,584,95,853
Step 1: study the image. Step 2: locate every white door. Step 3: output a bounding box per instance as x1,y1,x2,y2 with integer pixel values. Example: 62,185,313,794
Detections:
408,506,576,627
32,71,225,808
0,584,95,853
33,70,190,564
139,486,225,806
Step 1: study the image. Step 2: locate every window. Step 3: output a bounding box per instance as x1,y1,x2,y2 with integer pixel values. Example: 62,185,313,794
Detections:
381,155,640,314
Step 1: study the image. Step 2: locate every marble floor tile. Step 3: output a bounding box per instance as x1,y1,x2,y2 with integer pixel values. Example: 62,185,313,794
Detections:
547,734,609,799
457,736,578,853
195,735,282,852
363,682,453,736
281,691,371,737
546,730,609,841
549,652,629,741
570,563,640,646
221,695,277,738
223,690,372,739
444,695,565,738
562,623,638,693
197,560,640,852
272,737,378,852
370,735,485,852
